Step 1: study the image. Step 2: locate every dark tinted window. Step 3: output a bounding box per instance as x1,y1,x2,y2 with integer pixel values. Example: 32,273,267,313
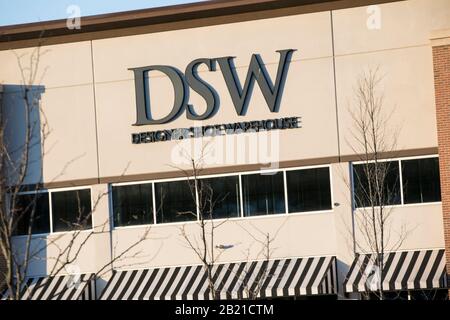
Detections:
155,180,197,223
287,167,332,213
242,172,285,217
112,183,153,227
199,176,240,219
353,161,401,208
51,189,92,232
402,158,441,204
15,193,50,235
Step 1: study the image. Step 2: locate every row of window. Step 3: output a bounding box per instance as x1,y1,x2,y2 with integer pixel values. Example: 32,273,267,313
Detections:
353,157,441,208
113,156,441,226
14,156,441,235
14,189,92,235
113,167,333,227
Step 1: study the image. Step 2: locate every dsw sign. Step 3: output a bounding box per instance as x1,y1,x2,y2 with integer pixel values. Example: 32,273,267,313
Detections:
129,49,296,125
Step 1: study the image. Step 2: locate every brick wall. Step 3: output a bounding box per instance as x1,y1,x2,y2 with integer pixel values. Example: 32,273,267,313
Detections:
432,32,450,298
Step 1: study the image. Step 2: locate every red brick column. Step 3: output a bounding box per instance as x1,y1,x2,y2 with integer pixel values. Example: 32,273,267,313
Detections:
431,30,450,297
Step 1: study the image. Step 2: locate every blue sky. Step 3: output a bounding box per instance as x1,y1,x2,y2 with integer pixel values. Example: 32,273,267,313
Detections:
0,0,206,26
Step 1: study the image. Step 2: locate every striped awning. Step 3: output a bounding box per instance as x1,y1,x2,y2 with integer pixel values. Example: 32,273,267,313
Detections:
344,249,447,292
100,256,337,300
1,273,96,300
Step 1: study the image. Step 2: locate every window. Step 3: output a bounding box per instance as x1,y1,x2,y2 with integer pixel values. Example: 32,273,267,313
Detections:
199,176,240,219
109,164,339,227
241,172,285,217
402,158,441,204
353,157,441,208
112,183,153,227
51,189,92,232
286,167,332,213
155,180,197,223
353,161,401,208
15,192,50,235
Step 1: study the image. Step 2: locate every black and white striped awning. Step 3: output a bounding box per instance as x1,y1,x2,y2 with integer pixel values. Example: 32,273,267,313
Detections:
100,256,337,300
1,273,96,300
344,249,447,292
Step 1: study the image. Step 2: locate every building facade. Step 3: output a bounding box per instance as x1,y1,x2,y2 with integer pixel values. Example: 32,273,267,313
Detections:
0,0,449,300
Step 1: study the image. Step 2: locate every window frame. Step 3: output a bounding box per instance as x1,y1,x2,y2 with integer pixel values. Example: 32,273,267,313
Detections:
111,182,155,227
154,178,199,224
110,164,334,229
351,154,441,210
12,190,51,237
13,186,94,238
241,170,287,218
197,175,242,220
284,164,334,214
401,156,441,205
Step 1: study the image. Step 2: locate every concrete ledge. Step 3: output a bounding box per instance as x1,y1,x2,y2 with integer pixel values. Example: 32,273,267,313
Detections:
33,147,438,188
430,29,450,47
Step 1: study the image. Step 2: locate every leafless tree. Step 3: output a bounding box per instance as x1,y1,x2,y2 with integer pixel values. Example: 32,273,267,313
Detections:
170,143,284,300
236,221,286,299
344,67,409,300
0,44,153,300
169,146,227,300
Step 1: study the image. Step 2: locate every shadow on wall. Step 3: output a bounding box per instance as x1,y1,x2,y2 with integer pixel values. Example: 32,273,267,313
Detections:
1,84,49,278
96,277,108,298
1,84,45,186
336,258,352,299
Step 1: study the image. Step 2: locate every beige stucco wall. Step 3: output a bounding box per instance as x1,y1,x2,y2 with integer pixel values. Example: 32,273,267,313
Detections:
0,0,448,182
1,0,449,284
92,11,338,178
0,41,98,184
110,210,337,270
333,0,450,155
353,203,445,253
10,184,110,276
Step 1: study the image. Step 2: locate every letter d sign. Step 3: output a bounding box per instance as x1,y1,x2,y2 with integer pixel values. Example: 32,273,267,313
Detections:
129,65,188,125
